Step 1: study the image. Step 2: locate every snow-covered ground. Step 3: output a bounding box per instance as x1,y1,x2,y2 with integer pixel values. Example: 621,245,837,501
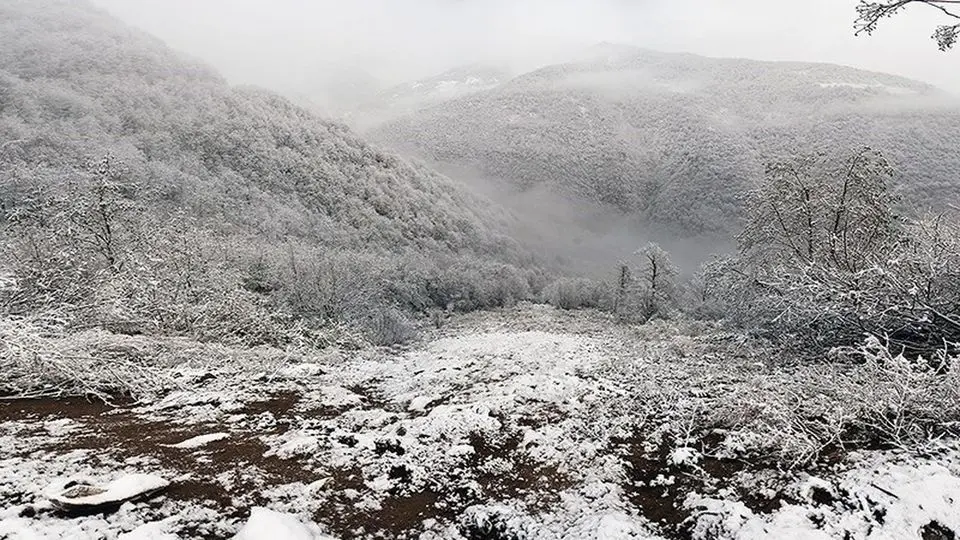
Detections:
1,305,958,539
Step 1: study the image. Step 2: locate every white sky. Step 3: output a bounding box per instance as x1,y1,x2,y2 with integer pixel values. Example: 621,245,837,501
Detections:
91,0,960,93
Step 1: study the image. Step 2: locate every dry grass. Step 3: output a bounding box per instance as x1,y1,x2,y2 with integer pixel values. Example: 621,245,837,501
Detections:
0,311,367,402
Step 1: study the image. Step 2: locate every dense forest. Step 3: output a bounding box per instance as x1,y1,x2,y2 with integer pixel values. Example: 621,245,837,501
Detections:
372,44,960,238
0,0,548,350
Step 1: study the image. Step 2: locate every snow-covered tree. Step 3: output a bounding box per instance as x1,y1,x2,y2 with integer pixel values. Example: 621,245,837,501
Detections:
738,147,901,273
719,148,959,360
619,242,679,322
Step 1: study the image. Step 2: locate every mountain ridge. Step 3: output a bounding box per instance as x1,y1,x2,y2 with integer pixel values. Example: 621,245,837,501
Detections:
0,0,531,264
370,44,960,238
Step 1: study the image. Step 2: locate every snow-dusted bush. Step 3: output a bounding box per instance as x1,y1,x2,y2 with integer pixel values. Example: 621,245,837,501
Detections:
707,148,959,359
254,246,534,345
689,334,960,465
420,258,533,312
0,314,174,400
361,306,416,346
541,277,611,310
838,336,960,448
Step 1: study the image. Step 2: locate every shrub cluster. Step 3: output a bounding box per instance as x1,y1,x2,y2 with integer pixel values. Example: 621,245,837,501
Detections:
0,157,539,354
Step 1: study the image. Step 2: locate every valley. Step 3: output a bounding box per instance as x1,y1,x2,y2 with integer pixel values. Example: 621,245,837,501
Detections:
2,1,959,539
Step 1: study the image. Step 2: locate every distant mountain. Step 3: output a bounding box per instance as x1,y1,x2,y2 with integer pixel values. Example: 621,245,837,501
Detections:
0,0,527,263
372,45,960,238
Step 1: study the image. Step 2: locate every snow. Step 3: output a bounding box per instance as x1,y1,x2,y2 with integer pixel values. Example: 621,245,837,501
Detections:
43,419,79,437
668,447,701,466
118,521,178,540
162,433,229,449
817,81,918,95
0,270,15,291
266,432,321,459
4,306,960,539
685,450,960,539
233,508,336,540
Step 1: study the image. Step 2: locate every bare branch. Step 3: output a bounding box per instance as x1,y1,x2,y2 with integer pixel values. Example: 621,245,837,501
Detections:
856,0,960,50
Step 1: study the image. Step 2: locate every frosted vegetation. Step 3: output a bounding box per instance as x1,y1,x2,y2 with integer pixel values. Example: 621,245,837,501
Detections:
1,0,959,539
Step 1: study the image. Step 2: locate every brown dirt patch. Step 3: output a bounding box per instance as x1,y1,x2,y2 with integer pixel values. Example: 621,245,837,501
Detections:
5,393,321,539
614,431,796,539
0,395,134,422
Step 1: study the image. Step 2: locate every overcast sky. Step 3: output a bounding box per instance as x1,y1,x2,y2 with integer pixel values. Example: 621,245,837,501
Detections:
91,0,960,93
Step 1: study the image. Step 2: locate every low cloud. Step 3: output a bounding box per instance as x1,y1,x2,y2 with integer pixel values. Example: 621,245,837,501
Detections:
91,0,960,92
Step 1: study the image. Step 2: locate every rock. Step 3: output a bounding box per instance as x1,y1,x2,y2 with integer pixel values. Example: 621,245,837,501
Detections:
921,521,956,540
47,474,169,512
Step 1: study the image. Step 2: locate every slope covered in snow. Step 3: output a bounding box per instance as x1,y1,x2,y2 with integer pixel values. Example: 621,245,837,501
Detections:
2,305,959,539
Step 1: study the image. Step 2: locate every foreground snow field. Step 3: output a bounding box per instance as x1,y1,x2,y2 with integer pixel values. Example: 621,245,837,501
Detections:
1,305,958,539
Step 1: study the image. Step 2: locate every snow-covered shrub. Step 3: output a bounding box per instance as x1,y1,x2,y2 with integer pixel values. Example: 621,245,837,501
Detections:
710,148,959,359
693,334,960,466
423,258,532,312
837,336,960,449
361,306,416,346
541,277,611,310
0,314,174,400
1,172,313,347
684,255,746,321
267,248,385,324
1,157,140,315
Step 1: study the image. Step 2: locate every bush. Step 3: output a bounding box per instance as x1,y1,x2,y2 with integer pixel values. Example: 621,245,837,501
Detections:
705,148,960,359
362,307,416,347
0,314,174,401
541,278,611,310
711,335,960,464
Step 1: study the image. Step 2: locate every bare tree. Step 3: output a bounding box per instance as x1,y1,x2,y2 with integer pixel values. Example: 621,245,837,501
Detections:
61,156,141,273
856,0,960,50
618,243,679,322
739,147,900,273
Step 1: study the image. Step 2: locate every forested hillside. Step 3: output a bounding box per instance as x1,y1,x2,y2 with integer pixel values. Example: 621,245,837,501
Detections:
3,3,960,539
0,0,542,348
0,0,528,259
373,45,960,238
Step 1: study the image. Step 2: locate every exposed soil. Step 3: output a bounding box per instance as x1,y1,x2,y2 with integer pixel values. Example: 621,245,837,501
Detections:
1,393,322,539
613,430,798,539
0,395,134,421
1,390,575,540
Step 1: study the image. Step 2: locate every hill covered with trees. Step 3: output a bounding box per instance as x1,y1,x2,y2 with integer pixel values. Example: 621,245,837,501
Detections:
0,0,529,258
0,0,542,348
372,44,960,238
